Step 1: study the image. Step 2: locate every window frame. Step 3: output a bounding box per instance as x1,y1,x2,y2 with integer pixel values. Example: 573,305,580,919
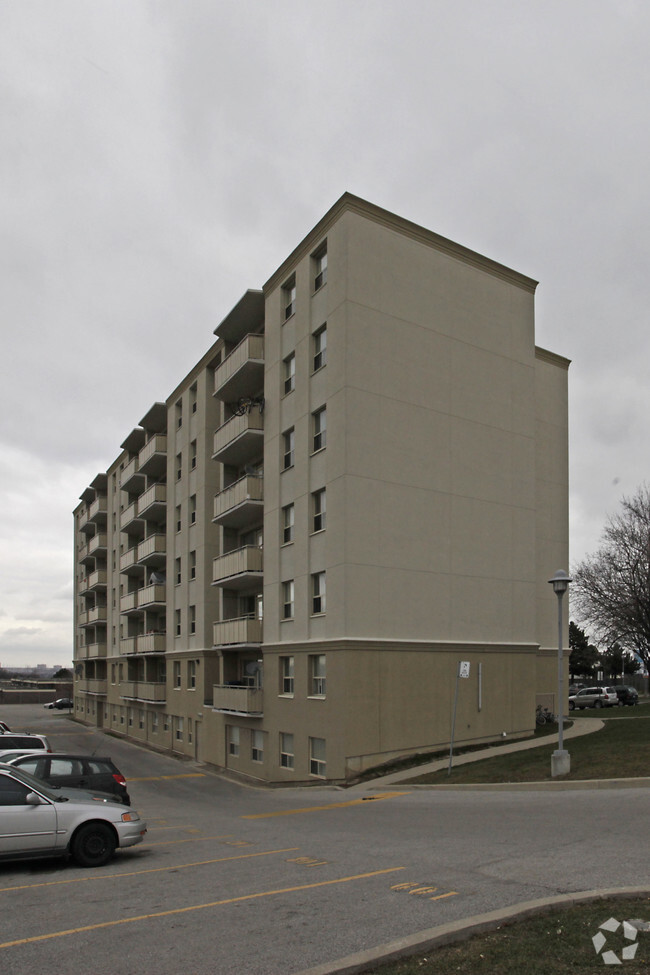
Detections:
313,324,327,372
282,580,295,620
312,406,326,453
309,653,326,697
311,571,326,616
309,736,326,777
282,428,295,470
283,352,296,395
312,244,328,292
312,488,326,533
251,729,264,763
282,276,296,321
279,655,294,696
282,503,295,545
280,732,294,770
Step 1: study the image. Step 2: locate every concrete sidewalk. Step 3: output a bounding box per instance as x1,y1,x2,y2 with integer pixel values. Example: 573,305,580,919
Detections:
348,717,605,790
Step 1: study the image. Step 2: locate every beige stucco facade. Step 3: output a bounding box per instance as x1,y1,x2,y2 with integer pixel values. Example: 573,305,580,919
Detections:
73,193,569,784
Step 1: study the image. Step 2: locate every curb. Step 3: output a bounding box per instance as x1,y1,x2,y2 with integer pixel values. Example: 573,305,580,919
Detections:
293,887,650,975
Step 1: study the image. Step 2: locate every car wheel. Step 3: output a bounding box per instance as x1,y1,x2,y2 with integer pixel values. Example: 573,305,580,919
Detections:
569,701,575,710
594,700,602,708
71,823,116,867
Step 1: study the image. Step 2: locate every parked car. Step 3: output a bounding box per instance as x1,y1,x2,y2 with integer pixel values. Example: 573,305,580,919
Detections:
611,685,639,706
0,764,146,867
568,686,620,710
0,733,51,756
44,699,73,710
0,721,11,733
5,753,130,805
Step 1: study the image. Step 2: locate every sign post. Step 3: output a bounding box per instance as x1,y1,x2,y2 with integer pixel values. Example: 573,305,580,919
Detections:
448,661,470,776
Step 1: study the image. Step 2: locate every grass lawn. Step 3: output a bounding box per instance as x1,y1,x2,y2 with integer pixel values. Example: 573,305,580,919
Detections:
366,896,650,975
404,703,650,785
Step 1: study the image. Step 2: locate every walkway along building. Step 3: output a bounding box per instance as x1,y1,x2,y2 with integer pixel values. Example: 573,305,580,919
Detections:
73,193,569,784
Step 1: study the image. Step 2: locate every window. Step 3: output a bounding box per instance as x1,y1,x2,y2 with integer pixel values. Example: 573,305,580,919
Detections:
282,580,294,620
176,504,181,533
175,399,182,429
175,609,181,637
228,726,240,757
191,440,197,470
251,729,264,763
283,353,296,394
313,324,327,371
176,453,182,480
151,711,159,733
312,488,326,533
190,494,197,525
189,605,196,635
139,710,145,730
189,550,196,580
312,407,326,452
309,737,326,777
175,557,181,586
283,428,295,470
280,732,294,770
187,659,196,688
282,504,295,544
190,382,197,414
282,276,296,320
310,654,326,696
312,571,326,615
173,660,181,687
175,716,184,742
313,244,327,291
280,655,294,695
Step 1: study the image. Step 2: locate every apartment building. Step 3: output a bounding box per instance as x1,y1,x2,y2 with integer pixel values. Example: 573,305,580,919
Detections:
73,193,569,784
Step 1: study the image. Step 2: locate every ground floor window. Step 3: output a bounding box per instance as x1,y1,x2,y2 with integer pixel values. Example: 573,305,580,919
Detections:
228,726,240,757
280,732,294,769
309,737,326,777
251,729,264,763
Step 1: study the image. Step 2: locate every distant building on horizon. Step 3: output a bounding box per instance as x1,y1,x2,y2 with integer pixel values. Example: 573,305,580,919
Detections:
72,193,569,784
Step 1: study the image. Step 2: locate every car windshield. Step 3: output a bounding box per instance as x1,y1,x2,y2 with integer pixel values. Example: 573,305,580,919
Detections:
0,762,63,801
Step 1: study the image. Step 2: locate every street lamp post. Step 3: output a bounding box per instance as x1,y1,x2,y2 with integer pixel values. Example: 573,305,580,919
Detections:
548,570,572,777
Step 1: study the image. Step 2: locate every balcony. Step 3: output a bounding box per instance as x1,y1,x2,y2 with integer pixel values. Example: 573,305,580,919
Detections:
212,411,263,466
88,496,108,525
120,591,141,616
139,435,167,477
137,633,166,653
78,542,92,566
212,683,263,716
138,482,167,522
213,333,264,403
79,606,107,627
137,534,166,568
213,616,262,647
138,584,166,610
78,678,108,695
119,680,166,703
84,642,107,659
84,570,107,593
120,456,146,493
212,546,263,591
213,475,263,528
120,547,143,576
88,533,108,557
120,502,144,538
119,637,137,655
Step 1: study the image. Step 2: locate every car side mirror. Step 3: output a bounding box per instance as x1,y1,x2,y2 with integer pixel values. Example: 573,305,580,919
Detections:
25,792,46,805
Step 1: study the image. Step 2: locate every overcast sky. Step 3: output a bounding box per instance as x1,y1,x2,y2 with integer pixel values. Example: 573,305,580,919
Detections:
1,0,648,668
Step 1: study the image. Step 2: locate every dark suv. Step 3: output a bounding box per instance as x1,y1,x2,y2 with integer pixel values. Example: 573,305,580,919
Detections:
5,753,130,804
611,685,639,706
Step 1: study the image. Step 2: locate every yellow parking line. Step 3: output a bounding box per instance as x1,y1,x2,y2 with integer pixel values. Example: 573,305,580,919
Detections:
0,867,405,948
242,791,409,818
0,848,301,893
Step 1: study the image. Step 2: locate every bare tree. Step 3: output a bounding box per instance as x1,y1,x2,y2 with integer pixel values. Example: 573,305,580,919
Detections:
572,485,650,675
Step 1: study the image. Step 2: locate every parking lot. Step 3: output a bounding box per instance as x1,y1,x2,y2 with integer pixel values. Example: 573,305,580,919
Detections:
0,705,646,974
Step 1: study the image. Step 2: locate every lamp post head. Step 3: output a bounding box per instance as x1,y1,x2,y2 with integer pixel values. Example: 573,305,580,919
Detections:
548,569,572,595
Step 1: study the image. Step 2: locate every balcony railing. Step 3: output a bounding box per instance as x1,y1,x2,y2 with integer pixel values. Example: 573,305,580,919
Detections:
121,501,143,534
212,411,263,466
119,633,166,655
120,456,145,492
213,475,263,527
212,546,263,589
119,680,166,702
213,616,262,647
88,496,108,523
120,547,141,574
139,435,167,476
138,584,166,609
85,570,107,592
212,683,263,715
88,533,108,556
137,533,166,566
84,642,107,659
120,592,140,615
78,678,108,695
138,482,167,520
213,333,264,402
